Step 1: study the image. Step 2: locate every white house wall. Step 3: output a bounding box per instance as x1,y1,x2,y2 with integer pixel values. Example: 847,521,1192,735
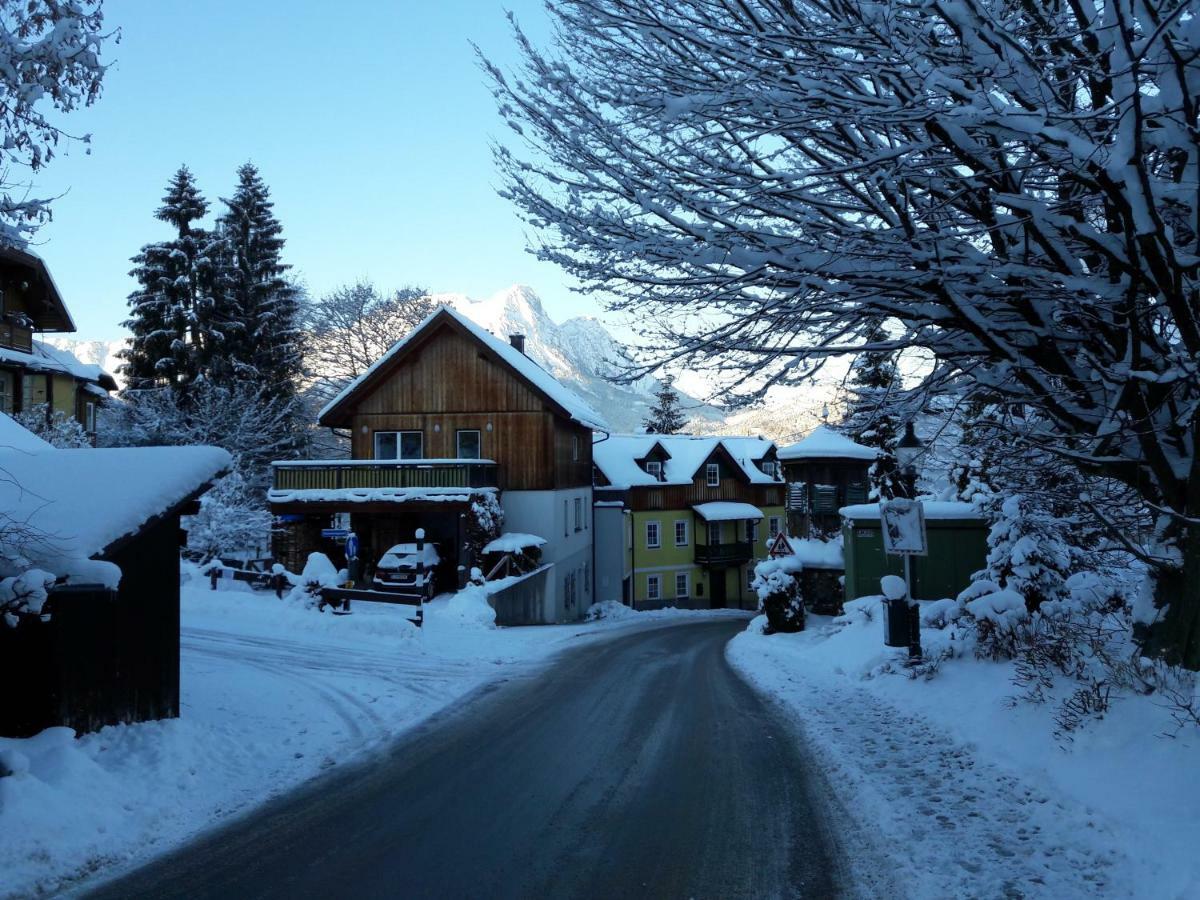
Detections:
501,487,594,622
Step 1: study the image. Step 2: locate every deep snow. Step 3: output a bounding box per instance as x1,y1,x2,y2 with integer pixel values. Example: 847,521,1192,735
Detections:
727,603,1200,899
0,585,738,898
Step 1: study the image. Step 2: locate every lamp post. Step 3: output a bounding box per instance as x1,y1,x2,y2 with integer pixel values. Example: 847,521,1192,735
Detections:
895,420,924,499
894,420,924,662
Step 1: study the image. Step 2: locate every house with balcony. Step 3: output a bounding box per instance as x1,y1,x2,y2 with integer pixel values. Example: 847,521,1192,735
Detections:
0,246,117,437
268,305,608,623
777,425,875,537
592,434,785,610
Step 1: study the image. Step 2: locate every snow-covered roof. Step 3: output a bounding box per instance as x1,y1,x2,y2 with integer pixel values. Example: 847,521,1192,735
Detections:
0,443,230,576
482,532,547,554
839,500,984,521
268,485,497,505
777,425,877,461
592,433,781,488
319,305,610,431
693,501,764,522
0,338,116,390
0,412,53,452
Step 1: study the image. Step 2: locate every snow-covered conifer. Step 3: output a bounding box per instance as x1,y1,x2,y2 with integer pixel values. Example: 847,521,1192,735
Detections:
643,375,685,434
840,326,903,498
984,495,1074,613
121,167,220,391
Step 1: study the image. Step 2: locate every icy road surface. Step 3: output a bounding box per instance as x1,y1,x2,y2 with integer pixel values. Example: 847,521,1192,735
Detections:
82,618,843,899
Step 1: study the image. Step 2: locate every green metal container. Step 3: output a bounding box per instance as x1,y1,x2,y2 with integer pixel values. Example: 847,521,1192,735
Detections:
841,504,989,601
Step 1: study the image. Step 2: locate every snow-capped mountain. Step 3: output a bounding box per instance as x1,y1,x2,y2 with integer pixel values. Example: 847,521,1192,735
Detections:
432,285,726,433
40,336,127,386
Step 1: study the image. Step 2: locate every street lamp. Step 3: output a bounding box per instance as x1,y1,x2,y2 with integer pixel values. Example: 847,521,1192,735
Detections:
895,420,924,498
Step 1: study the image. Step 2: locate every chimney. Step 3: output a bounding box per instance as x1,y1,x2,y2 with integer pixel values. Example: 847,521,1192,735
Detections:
509,333,526,354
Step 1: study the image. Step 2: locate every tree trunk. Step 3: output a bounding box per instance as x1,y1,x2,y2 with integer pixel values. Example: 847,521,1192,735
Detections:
1142,470,1200,670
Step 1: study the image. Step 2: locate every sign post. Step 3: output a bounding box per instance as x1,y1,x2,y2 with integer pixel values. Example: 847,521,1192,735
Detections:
880,499,926,661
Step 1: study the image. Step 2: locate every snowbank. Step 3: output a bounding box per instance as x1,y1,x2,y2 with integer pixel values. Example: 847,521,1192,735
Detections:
727,606,1200,898
482,532,547,553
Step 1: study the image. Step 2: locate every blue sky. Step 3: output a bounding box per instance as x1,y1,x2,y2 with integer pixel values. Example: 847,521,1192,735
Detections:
30,0,583,340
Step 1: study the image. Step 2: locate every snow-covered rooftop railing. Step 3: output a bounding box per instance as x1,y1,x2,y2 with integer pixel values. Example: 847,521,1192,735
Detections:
267,486,497,505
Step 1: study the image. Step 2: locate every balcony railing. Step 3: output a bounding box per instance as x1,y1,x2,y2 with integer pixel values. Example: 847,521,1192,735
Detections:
695,542,753,566
272,459,500,492
0,320,32,352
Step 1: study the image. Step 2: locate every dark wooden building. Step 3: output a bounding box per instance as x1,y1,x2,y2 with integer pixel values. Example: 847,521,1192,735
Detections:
0,422,229,738
777,425,876,536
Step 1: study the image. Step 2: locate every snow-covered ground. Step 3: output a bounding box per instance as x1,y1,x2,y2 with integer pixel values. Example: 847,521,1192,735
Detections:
728,605,1200,900
0,585,733,899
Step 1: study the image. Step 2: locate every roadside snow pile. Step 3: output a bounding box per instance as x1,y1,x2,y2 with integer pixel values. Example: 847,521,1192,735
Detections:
423,583,497,630
789,536,843,568
727,589,1200,898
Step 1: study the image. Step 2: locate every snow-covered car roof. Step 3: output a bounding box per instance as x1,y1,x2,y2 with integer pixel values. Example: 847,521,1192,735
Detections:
319,305,609,432
777,425,877,461
378,543,441,568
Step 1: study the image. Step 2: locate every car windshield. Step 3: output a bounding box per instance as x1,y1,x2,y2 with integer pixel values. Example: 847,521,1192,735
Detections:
378,543,440,569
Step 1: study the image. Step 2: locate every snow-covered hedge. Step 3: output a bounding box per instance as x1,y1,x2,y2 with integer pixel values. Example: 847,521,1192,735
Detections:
751,555,805,634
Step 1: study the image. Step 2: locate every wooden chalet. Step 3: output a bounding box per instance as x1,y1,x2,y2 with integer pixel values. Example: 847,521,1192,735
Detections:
777,425,875,537
0,246,116,436
271,305,608,623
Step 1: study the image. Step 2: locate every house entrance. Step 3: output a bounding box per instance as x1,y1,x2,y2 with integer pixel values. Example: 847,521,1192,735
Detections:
710,570,727,608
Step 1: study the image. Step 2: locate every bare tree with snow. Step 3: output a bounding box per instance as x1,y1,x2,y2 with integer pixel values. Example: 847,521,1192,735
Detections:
485,0,1200,667
0,0,112,245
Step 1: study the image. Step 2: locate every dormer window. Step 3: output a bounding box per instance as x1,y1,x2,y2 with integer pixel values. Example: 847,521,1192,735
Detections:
762,461,778,479
646,460,662,480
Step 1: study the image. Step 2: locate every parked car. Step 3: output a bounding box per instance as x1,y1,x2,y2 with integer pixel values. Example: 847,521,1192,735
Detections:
372,542,441,599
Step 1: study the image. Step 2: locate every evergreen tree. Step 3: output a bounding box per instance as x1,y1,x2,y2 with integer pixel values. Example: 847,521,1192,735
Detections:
840,327,904,498
121,167,218,391
643,375,686,434
216,163,302,400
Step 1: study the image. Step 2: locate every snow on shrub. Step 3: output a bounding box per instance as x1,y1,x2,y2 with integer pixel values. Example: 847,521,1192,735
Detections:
0,569,57,627
920,598,964,629
751,555,805,634
965,589,1029,626
586,600,635,622
281,553,348,611
983,495,1073,612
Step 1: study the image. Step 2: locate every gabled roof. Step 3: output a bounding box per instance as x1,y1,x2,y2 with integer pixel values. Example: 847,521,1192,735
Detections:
777,425,877,461
0,246,75,332
593,433,781,488
0,339,118,391
319,305,609,431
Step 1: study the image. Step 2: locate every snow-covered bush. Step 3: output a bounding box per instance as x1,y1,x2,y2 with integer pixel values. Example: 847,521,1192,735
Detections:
185,467,273,560
12,405,91,448
282,553,347,611
751,556,805,634
423,583,497,630
0,569,57,628
464,493,504,565
984,495,1074,613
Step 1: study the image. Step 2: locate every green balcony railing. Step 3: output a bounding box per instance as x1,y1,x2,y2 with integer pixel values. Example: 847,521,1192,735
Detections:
695,542,753,566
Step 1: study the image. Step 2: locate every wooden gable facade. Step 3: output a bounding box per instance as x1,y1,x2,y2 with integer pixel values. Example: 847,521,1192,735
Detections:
320,312,593,492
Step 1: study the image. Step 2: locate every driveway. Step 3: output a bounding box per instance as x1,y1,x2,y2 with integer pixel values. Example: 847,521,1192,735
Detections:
83,618,841,899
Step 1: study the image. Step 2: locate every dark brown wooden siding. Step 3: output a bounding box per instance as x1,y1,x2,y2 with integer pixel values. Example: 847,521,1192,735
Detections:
627,475,784,511
344,323,592,490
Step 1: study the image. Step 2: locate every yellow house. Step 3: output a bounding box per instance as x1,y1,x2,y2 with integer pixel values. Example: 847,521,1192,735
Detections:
593,434,786,610
0,247,116,435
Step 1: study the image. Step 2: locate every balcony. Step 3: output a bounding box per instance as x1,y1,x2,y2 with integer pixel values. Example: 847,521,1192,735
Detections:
272,459,500,492
695,542,752,566
0,319,32,352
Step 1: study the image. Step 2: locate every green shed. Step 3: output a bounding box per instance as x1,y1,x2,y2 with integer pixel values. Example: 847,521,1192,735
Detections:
841,501,989,601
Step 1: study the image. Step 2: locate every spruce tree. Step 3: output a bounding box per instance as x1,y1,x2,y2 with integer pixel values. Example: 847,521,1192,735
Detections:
121,166,218,392
840,327,905,498
216,163,302,400
643,375,686,434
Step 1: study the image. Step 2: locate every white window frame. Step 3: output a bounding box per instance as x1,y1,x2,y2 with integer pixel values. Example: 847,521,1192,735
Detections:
706,463,720,487
374,430,424,460
85,401,96,434
456,429,481,460
646,574,661,602
747,520,760,543
646,520,661,549
573,434,580,461
574,497,583,532
646,460,662,480
769,516,781,539
708,521,722,546
674,519,689,547
675,571,690,599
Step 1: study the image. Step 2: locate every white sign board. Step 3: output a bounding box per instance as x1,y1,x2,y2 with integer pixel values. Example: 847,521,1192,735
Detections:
880,499,928,556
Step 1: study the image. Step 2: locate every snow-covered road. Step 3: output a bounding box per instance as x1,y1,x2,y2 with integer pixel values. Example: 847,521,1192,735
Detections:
1,587,748,899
